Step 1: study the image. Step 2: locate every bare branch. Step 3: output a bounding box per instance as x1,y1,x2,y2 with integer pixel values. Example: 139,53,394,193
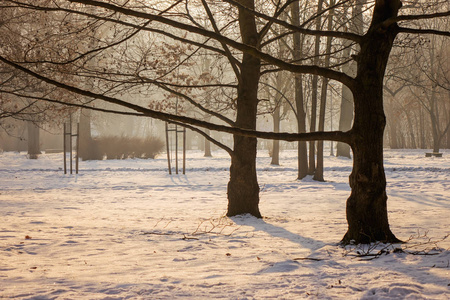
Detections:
201,0,241,80
393,10,450,24
64,0,355,88
222,0,362,42
0,55,352,144
398,27,450,37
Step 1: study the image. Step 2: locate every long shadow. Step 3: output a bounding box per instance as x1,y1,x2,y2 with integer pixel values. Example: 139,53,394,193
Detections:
345,246,450,298
388,190,450,209
231,215,449,297
231,215,327,251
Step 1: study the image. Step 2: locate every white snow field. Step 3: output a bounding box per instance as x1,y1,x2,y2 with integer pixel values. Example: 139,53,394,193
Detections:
0,149,449,299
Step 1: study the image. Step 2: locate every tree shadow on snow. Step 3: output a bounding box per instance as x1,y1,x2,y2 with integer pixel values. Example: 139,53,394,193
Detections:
230,214,327,251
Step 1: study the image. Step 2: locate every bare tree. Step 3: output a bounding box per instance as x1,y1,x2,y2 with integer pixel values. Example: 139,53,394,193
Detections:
1,0,449,244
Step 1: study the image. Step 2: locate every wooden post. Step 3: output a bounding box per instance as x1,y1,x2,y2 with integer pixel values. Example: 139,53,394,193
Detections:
165,122,187,175
63,123,67,174
165,122,171,175
175,124,178,174
69,117,73,174
76,123,80,174
183,127,186,175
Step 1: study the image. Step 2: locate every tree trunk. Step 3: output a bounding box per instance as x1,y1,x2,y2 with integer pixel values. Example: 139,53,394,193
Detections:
308,0,324,175
314,78,328,182
227,0,261,218
27,121,41,159
388,117,399,149
419,106,426,148
291,2,308,179
337,0,366,158
271,105,280,165
344,87,400,243
337,77,354,158
314,0,334,182
204,128,212,157
79,108,99,160
447,122,450,149
406,113,417,149
342,0,402,244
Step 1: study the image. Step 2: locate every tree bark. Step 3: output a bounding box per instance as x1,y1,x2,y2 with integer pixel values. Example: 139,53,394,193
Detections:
447,121,450,149
271,105,280,165
204,128,212,157
314,0,334,182
342,0,402,244
308,0,324,175
337,0,366,158
27,121,41,159
291,2,308,179
79,108,99,160
227,0,261,218
406,113,417,149
336,75,354,158
314,77,328,182
389,117,399,149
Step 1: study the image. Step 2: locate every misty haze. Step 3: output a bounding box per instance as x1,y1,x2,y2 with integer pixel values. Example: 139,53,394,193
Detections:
0,0,449,299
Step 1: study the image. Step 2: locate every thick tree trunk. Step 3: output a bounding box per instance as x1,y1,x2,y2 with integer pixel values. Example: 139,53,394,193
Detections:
344,85,400,243
342,0,402,244
228,136,260,217
344,120,400,243
27,121,41,159
227,76,261,217
227,0,261,218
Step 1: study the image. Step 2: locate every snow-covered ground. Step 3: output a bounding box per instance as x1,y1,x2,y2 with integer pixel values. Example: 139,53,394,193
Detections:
0,149,449,299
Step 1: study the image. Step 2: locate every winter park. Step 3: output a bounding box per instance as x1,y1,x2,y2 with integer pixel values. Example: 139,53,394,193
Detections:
1,0,450,299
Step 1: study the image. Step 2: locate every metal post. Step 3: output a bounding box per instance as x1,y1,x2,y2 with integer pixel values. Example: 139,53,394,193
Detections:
165,122,171,175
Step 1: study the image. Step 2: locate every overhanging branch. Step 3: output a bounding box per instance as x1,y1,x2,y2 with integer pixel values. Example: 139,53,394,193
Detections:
398,27,450,37
0,55,352,144
66,0,355,88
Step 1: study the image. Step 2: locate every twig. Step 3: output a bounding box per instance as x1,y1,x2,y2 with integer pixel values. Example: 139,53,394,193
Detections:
182,235,199,240
293,257,324,261
142,231,171,236
342,231,449,260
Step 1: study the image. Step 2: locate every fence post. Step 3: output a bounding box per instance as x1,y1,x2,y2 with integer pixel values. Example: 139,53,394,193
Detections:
183,127,186,175
75,123,79,174
165,122,171,175
63,123,67,174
